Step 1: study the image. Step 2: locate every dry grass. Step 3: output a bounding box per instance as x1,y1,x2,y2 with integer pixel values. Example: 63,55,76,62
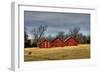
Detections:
24,44,90,62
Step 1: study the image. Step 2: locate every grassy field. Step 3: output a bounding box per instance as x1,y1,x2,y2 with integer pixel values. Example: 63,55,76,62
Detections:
24,44,90,62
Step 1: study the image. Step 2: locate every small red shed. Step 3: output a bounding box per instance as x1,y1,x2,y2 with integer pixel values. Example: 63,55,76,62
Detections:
64,37,78,46
51,37,64,47
39,39,51,48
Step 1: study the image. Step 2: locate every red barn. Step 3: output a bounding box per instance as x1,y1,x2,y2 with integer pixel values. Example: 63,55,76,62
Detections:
51,37,64,47
38,39,51,48
64,37,78,46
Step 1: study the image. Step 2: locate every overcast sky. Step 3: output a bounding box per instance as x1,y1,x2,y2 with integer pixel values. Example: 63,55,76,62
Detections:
24,11,90,39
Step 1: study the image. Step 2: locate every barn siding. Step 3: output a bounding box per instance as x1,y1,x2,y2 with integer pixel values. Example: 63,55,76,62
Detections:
39,40,51,48
64,37,78,46
39,37,78,48
51,37,64,47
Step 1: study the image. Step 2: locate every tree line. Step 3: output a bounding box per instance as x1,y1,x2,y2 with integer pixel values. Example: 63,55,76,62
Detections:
24,24,90,48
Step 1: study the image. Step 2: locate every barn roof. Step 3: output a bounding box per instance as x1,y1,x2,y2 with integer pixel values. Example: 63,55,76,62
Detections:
51,37,64,43
38,39,50,45
64,36,78,42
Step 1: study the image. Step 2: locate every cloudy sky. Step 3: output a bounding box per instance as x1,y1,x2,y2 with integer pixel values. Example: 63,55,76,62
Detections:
24,11,90,39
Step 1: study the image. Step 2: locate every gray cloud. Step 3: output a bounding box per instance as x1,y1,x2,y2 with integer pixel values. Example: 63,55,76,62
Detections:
24,11,90,38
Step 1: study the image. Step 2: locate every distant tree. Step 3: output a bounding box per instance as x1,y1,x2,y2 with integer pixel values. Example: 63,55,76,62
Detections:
64,34,69,39
77,33,84,44
24,31,31,48
56,32,65,40
75,33,90,44
24,31,28,42
68,27,90,44
87,35,90,44
79,34,87,44
24,27,28,41
47,35,54,41
69,27,80,38
31,24,48,45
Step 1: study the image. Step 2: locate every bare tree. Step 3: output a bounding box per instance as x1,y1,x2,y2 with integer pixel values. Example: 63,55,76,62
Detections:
24,31,28,42
86,35,90,44
56,32,65,40
47,35,54,41
69,27,80,38
24,31,31,48
31,24,48,44
68,27,90,44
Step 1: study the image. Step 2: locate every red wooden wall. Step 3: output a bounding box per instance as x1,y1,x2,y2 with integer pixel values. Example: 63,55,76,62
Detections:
51,37,64,47
38,37,78,48
39,40,51,48
64,37,78,46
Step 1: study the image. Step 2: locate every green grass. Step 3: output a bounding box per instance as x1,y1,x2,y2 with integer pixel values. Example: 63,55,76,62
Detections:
24,44,90,61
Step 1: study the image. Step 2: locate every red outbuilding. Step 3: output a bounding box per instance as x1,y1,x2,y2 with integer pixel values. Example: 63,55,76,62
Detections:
51,37,64,47
64,37,78,46
38,39,51,48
